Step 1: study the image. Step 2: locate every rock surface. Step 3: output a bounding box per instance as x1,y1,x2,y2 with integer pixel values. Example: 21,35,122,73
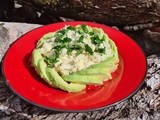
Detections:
32,0,160,25
0,22,160,120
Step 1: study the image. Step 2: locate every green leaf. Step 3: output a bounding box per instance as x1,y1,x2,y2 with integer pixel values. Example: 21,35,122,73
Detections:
81,24,88,33
98,48,106,54
55,34,63,42
57,28,67,35
85,44,93,55
72,44,82,50
89,32,94,36
44,56,59,67
77,36,84,43
91,35,104,46
63,37,72,43
67,44,73,55
94,46,106,54
67,26,76,31
75,49,83,56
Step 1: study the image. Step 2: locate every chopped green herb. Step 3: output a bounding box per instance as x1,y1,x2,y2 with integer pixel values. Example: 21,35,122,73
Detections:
54,45,62,51
72,44,82,50
95,36,101,45
44,56,59,67
81,24,88,33
57,29,67,35
67,44,84,56
44,24,108,67
91,35,104,45
91,37,96,44
75,49,83,56
89,32,94,36
67,26,76,31
98,48,106,54
94,46,106,54
60,43,66,48
85,44,93,55
77,30,84,36
77,36,84,43
63,37,72,43
55,50,60,58
67,44,73,55
55,34,63,42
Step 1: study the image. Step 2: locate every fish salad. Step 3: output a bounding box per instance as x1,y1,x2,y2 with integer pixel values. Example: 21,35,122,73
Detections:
31,24,119,92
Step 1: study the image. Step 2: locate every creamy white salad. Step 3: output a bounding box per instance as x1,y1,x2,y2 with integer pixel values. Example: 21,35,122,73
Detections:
39,24,113,75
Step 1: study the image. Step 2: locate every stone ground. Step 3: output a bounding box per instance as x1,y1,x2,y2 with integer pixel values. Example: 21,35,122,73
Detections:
0,22,160,120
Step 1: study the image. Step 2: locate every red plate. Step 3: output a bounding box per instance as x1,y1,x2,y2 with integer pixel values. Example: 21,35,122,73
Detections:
2,22,147,112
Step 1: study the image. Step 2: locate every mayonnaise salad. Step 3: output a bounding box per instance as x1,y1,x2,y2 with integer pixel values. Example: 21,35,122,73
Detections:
38,24,114,75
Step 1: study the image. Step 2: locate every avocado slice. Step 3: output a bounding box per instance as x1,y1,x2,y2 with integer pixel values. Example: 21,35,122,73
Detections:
75,68,112,79
46,67,86,92
31,49,42,67
93,28,104,39
37,58,52,85
90,63,118,73
36,32,56,48
62,74,105,85
32,49,86,92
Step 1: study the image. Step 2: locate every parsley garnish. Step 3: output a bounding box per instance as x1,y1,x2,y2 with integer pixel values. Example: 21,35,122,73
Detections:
77,36,84,43
44,24,107,66
74,45,83,56
66,43,73,55
98,48,106,54
57,28,67,35
67,26,76,31
85,44,93,55
63,37,72,43
91,35,104,45
94,46,106,54
44,56,59,67
81,24,88,33
75,49,83,56
55,34,63,42
89,32,94,36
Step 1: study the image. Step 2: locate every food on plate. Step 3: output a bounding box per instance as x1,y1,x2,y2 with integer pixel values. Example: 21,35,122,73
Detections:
31,24,119,92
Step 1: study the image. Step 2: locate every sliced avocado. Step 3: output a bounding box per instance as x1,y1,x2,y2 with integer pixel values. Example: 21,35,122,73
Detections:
36,32,55,48
108,38,119,61
103,64,118,73
87,26,93,32
89,61,117,68
89,63,118,73
102,57,119,64
62,74,105,85
31,49,86,92
75,68,112,79
37,58,52,84
93,28,104,39
102,34,119,63
46,67,86,92
31,49,42,67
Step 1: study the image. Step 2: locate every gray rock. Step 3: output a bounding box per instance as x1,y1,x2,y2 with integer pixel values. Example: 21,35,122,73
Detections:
0,22,41,61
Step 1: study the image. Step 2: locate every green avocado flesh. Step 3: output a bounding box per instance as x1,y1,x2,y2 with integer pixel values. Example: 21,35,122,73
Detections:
89,60,118,73
31,24,119,92
75,68,111,77
46,68,86,92
63,74,104,85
